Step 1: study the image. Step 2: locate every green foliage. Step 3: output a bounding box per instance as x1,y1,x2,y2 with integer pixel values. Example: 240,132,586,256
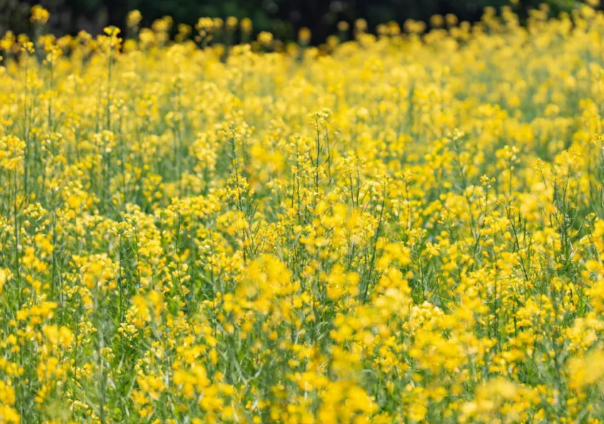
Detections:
0,0,584,41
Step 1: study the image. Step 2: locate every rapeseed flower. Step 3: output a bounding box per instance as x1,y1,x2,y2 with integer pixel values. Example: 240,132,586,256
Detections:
1,3,604,423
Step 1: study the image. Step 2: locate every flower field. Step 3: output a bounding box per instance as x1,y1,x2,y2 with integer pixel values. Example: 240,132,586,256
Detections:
3,4,604,423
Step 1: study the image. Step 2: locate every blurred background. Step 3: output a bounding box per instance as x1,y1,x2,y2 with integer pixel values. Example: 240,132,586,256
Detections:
0,0,585,43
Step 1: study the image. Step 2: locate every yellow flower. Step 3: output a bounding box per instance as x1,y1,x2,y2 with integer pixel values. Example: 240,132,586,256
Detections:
127,10,143,28
30,5,50,24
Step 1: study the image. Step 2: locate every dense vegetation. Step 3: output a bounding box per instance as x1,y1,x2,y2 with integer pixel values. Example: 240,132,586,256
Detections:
2,2,604,423
0,0,582,42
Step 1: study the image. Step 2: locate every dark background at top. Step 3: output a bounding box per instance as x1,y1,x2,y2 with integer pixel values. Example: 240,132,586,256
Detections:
0,0,581,43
